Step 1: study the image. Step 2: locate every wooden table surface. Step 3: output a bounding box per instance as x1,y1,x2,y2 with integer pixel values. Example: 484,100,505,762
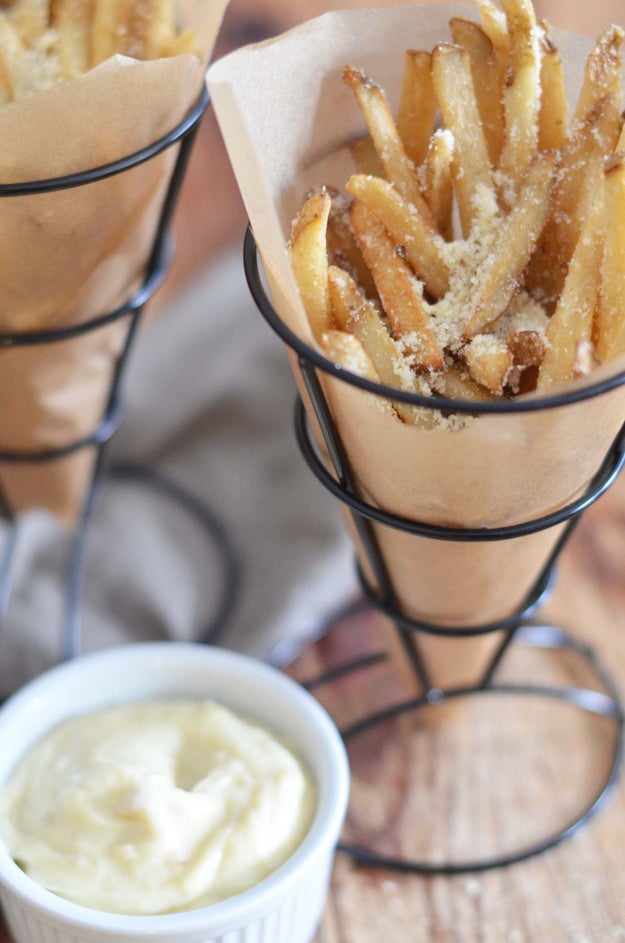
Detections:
3,1,625,941
287,501,625,943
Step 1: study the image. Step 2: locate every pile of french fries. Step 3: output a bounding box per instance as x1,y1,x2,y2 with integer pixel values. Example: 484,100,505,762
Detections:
0,0,197,102
288,0,625,418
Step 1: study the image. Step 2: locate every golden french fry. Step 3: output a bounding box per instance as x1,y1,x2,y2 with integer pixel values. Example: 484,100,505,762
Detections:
51,0,94,78
573,25,624,128
288,189,332,343
321,330,398,421
537,25,567,151
329,265,373,335
476,0,511,89
345,174,450,298
464,152,556,339
537,181,605,387
328,265,428,425
449,18,504,167
321,328,378,379
463,334,513,395
350,199,443,370
431,43,495,238
160,27,199,57
423,129,454,242
397,50,436,168
343,65,433,221
430,364,497,402
327,198,378,301
596,155,625,363
349,136,383,176
288,2,625,405
528,94,620,308
124,0,174,60
497,0,542,198
9,0,47,45
92,0,128,65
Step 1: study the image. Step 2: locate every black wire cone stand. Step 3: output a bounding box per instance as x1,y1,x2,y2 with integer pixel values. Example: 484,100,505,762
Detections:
0,86,240,668
244,224,625,875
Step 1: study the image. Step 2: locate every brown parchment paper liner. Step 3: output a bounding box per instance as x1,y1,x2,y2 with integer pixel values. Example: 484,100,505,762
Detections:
0,0,229,525
208,5,625,689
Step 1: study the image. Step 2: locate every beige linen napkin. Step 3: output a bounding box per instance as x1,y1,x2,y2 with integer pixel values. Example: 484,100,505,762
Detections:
0,250,356,699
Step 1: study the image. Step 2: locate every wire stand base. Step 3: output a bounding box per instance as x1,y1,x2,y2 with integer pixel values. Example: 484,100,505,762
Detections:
294,604,624,876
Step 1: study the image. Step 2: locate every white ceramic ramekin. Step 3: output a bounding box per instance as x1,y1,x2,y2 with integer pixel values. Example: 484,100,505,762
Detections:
0,642,349,943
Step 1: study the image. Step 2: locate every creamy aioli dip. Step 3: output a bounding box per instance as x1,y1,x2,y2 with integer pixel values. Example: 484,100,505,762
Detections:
0,699,316,915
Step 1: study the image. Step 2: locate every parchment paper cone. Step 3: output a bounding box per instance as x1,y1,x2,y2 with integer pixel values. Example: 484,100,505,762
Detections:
0,0,229,525
208,5,625,690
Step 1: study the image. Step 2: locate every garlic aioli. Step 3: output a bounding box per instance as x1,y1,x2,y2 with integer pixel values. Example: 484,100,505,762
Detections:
0,699,316,915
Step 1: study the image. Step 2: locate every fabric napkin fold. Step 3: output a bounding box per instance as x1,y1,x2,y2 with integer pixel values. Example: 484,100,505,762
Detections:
0,248,357,699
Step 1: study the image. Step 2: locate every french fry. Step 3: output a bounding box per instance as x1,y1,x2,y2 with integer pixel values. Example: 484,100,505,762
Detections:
288,189,332,343
538,25,567,151
343,65,433,222
345,173,450,299
463,152,556,339
596,155,625,363
125,0,174,60
528,94,620,308
431,43,495,238
572,25,624,129
397,50,436,168
430,364,497,402
92,0,128,65
537,182,605,387
449,18,504,167
9,0,47,46
287,0,625,405
497,0,542,198
327,198,378,301
349,135,383,177
475,0,511,89
321,330,397,420
423,129,454,242
51,0,94,78
350,199,443,370
463,334,513,395
328,265,428,425
161,27,199,57
322,328,381,381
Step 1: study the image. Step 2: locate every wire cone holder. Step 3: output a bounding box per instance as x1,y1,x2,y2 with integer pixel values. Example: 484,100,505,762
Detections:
0,88,240,665
244,225,625,875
